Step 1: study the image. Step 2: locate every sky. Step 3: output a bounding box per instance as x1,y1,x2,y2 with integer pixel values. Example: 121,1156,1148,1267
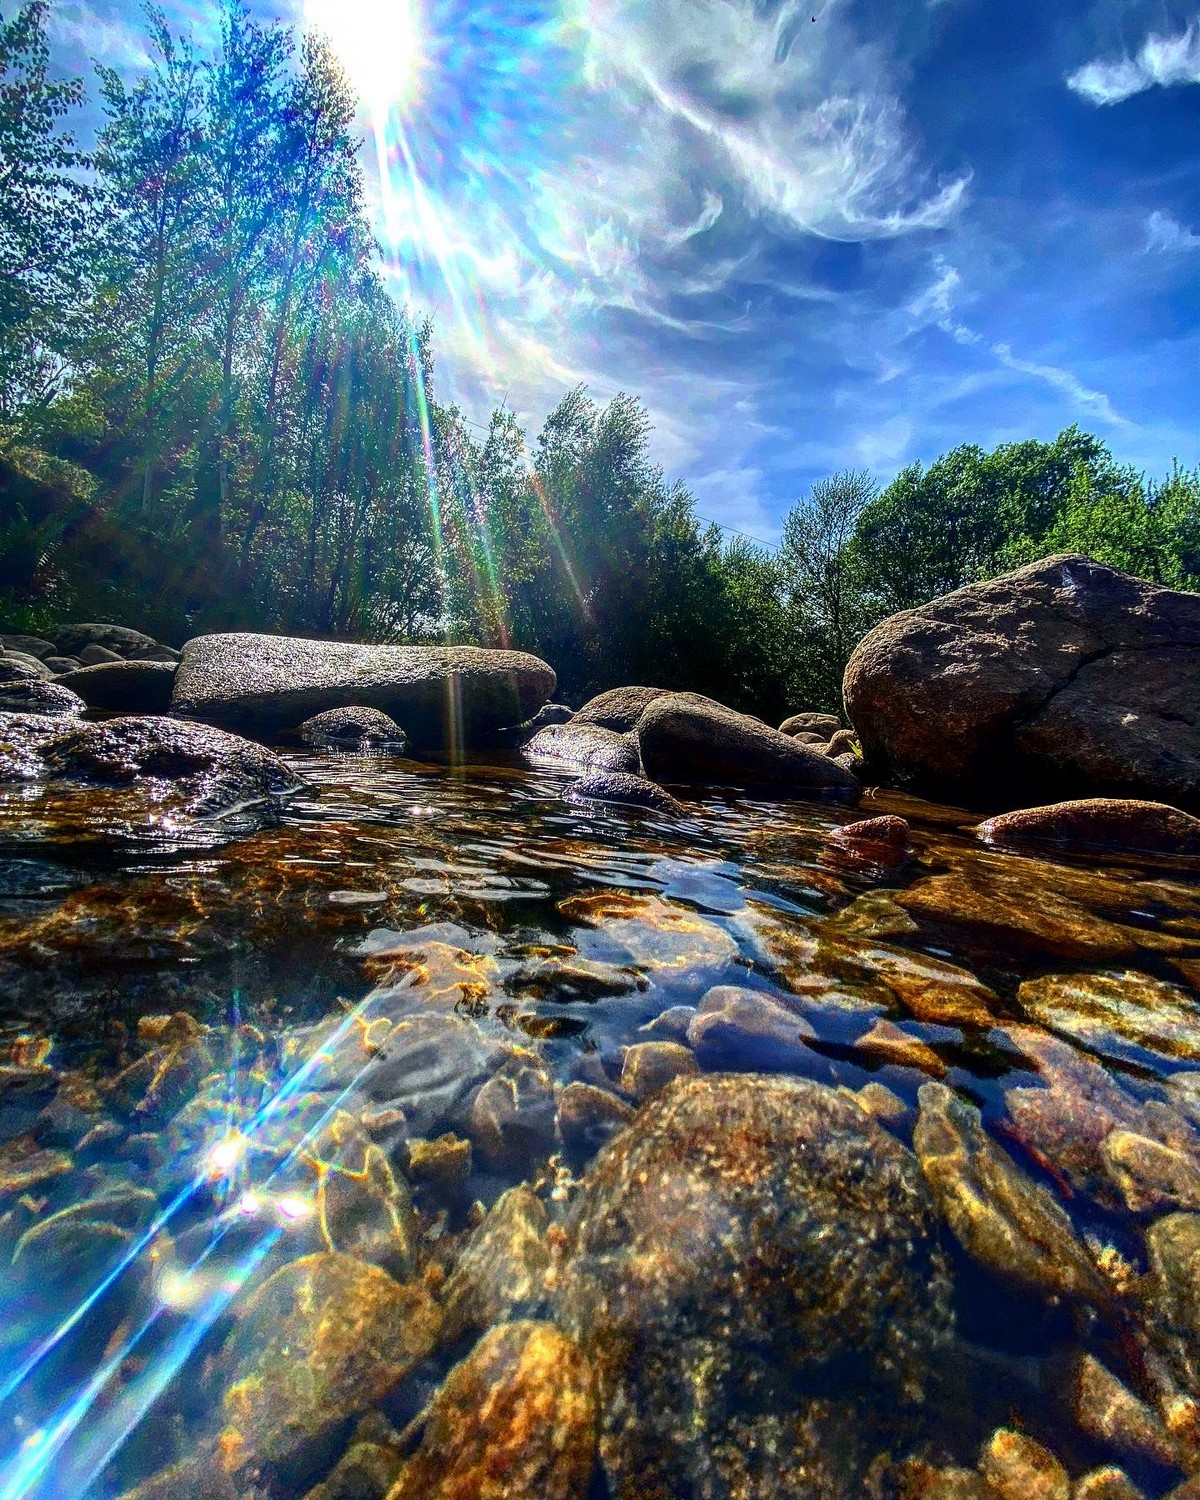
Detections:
45,0,1200,543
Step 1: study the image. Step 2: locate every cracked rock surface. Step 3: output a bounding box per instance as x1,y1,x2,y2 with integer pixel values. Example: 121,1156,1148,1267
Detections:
843,554,1200,805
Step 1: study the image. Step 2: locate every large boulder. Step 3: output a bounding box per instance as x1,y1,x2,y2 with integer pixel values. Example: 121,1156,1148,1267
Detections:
524,721,641,773
172,633,555,746
637,692,858,798
0,680,85,718
843,555,1200,806
53,622,159,658
571,685,671,733
57,660,176,712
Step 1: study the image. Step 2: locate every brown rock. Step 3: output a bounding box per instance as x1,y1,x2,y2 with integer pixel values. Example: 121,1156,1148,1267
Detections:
1073,1352,1184,1471
978,1429,1070,1500
469,1063,557,1171
979,799,1200,856
302,1439,403,1500
1018,970,1200,1065
441,1185,550,1342
1145,1213,1200,1400
403,1133,472,1196
825,728,860,758
857,1019,946,1076
780,712,842,738
618,1040,698,1101
686,985,817,1073
556,1081,633,1158
843,555,1200,806
316,1136,419,1278
897,1460,992,1499
384,1321,597,1500
832,814,910,853
1073,1468,1147,1500
1101,1129,1200,1213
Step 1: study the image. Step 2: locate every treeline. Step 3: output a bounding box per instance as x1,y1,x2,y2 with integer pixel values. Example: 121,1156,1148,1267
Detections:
2,0,1198,717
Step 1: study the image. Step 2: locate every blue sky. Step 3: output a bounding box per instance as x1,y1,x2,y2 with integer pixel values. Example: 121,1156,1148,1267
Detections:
45,0,1200,542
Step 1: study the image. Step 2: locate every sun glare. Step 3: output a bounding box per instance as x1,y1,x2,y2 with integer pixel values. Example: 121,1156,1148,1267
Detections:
304,0,426,116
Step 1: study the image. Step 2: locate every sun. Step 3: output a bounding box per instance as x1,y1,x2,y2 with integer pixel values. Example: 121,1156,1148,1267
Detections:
303,0,426,117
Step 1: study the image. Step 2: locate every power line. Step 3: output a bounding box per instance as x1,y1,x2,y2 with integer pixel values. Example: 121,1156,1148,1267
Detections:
697,516,779,553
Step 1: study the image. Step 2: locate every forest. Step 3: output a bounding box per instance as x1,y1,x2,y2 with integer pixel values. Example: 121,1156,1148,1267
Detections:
2,0,1198,716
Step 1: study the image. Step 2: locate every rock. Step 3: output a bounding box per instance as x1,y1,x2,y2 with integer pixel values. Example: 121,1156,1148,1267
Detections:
41,715,301,820
807,932,1000,1028
344,1013,502,1139
829,814,910,867
979,799,1200,857
618,1040,698,1101
557,1074,952,1499
563,770,683,815
978,1429,1070,1500
1101,1130,1200,1213
825,728,859,758
403,1133,472,1197
42,656,80,674
54,622,159,658
637,692,860,798
441,1184,551,1341
57,660,177,711
1073,1352,1184,1470
384,1321,597,1500
0,655,47,683
913,1082,1109,1304
571,685,671,732
558,890,739,978
844,555,1200,805
469,1062,557,1171
78,642,124,665
1145,1213,1200,1399
1073,1468,1147,1500
686,985,816,1073
524,721,641,773
299,706,407,749
856,1019,946,1075
0,1135,73,1196
1,634,55,659
302,1438,403,1500
897,1459,992,1499
173,633,555,744
12,1186,158,1282
0,679,85,717
219,1253,441,1482
1017,970,1200,1064
556,1082,633,1158
780,712,841,738
316,1136,419,1278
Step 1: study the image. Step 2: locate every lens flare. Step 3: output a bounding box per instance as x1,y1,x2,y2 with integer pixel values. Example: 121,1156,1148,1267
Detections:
303,0,426,116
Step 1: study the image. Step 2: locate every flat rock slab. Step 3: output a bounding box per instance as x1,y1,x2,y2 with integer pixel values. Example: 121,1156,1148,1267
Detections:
172,633,555,744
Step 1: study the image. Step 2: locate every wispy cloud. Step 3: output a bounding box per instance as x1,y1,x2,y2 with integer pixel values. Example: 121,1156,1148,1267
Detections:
48,0,151,67
1067,21,1200,105
1145,209,1200,252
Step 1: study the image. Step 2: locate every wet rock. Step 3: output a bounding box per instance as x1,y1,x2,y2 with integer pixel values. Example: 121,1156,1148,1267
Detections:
896,871,1137,963
114,1451,243,1500
1073,1468,1147,1500
220,1252,441,1483
469,1062,557,1171
0,1134,73,1196
1018,970,1200,1065
317,1136,419,1278
830,814,910,861
54,622,159,658
403,1133,472,1197
0,679,84,717
564,770,683,815
13,1186,158,1282
853,1080,912,1127
856,1019,946,1076
1073,1352,1184,1471
913,1082,1108,1304
299,706,407,749
79,642,124,664
686,985,817,1073
524,721,641,773
896,1459,992,1499
1145,1213,1200,1400
57,660,176,711
441,1184,550,1341
808,932,999,1028
779,712,842,738
979,799,1200,857
302,1439,403,1500
843,554,1200,806
558,1074,953,1500
558,890,739,979
508,951,643,1002
618,1040,698,1101
978,1428,1070,1500
1,634,55,659
340,1013,501,1139
1101,1129,1200,1213
638,691,860,798
0,709,73,779
384,1320,597,1500
556,1081,633,1158
0,655,46,683
637,1003,697,1042
173,632,555,746
570,685,672,732
108,1036,215,1121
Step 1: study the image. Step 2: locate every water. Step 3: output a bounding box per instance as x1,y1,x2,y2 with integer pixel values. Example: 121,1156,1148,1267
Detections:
0,747,1198,1498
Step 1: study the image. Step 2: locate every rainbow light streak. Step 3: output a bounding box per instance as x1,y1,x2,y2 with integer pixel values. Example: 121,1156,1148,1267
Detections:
0,996,398,1498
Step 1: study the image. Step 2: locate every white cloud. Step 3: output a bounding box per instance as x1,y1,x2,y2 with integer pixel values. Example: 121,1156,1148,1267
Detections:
48,0,151,66
1067,21,1200,105
991,344,1132,429
1145,209,1200,252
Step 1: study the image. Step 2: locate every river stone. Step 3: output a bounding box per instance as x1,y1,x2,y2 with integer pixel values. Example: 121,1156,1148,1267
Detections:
557,1073,952,1500
0,680,84,719
1101,1129,1200,1213
913,1082,1108,1304
1017,970,1200,1064
302,1438,403,1500
220,1252,441,1484
56,660,176,711
1073,1352,1184,1471
384,1321,597,1500
556,1081,634,1158
780,712,841,737
979,799,1200,857
43,656,80,674
570,685,672,732
316,1135,419,1278
1074,1469,1148,1500
978,1429,1070,1500
1145,1213,1200,1399
1,634,55,659
856,1019,946,1075
441,1184,551,1342
524,721,641,773
299,706,407,749
844,554,1200,805
617,1040,698,1101
686,985,817,1073
469,1062,558,1171
0,655,46,684
79,642,124,665
563,770,683,815
173,632,555,744
637,692,860,798
54,622,159,658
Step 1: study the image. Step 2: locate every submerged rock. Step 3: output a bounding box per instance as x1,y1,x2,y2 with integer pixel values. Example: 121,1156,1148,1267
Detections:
469,1062,558,1171
830,814,910,861
385,1321,597,1500
637,692,860,798
0,679,84,717
570,685,671,732
979,798,1200,856
563,770,683,815
686,984,817,1073
557,1073,953,1499
913,1082,1108,1304
978,1429,1070,1500
1073,1352,1185,1471
1145,1213,1200,1400
1017,969,1200,1064
843,554,1200,806
556,1081,633,1159
172,632,555,745
441,1184,551,1341
617,1039,698,1101
56,660,176,711
299,706,407,749
219,1252,440,1483
524,721,641,773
